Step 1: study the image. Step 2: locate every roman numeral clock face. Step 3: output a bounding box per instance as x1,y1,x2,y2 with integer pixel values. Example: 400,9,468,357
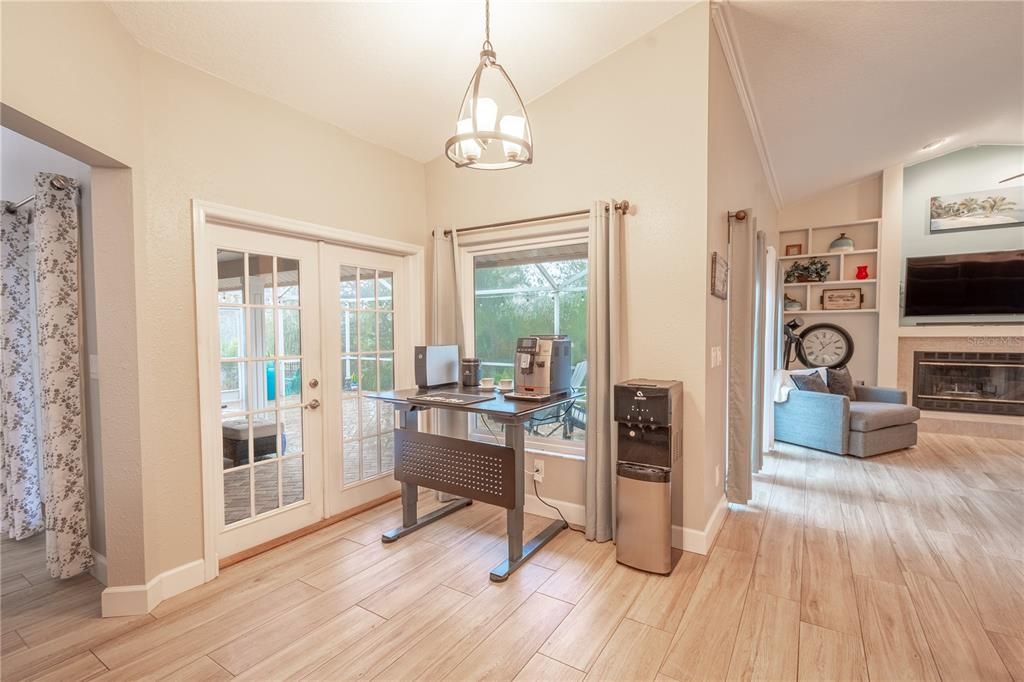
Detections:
802,327,849,367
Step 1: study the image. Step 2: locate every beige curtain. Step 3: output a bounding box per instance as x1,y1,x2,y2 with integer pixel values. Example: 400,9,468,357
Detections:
584,200,624,542
727,216,766,504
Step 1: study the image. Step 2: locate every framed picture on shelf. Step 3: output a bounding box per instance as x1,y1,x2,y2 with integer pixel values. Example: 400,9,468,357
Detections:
710,252,728,300
785,244,803,256
821,287,863,310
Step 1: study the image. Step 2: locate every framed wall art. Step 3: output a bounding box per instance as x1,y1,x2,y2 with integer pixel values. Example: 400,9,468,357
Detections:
929,186,1024,234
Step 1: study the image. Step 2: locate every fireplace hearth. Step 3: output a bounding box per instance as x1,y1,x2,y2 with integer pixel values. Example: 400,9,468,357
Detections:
913,351,1023,416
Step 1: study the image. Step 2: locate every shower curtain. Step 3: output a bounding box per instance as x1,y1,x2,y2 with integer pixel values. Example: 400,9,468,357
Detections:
1,172,93,578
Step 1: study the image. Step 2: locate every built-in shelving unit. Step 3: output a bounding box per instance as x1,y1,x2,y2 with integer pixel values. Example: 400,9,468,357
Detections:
779,218,881,315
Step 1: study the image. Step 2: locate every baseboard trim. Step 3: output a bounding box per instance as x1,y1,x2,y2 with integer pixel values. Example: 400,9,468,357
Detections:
524,493,585,528
524,492,729,555
90,550,108,586
101,559,205,617
672,494,728,555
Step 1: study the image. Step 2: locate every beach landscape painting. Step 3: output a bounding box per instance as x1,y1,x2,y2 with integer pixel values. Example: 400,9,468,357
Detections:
929,186,1024,233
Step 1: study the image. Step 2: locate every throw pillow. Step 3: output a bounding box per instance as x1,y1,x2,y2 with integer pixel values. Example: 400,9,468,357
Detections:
827,365,857,400
791,372,829,393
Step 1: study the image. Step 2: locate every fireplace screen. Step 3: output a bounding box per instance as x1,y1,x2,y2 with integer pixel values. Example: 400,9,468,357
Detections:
913,351,1024,416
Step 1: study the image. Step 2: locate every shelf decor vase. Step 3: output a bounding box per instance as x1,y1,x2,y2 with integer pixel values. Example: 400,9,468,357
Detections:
855,265,870,280
828,232,855,253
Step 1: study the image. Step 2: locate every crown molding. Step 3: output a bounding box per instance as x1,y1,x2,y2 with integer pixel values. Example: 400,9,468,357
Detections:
711,1,784,210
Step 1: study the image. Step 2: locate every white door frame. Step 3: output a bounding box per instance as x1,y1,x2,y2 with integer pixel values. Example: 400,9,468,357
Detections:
193,199,424,581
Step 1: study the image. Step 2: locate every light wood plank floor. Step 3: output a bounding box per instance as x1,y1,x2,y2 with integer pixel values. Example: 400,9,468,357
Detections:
2,432,1022,681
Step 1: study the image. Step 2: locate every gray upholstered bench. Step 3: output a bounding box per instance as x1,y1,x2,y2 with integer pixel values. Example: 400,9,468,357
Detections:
774,385,919,458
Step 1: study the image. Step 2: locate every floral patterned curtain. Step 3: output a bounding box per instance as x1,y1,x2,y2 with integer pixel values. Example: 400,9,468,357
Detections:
1,173,92,578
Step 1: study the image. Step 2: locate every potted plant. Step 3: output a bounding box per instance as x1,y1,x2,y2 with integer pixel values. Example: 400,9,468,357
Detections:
785,257,830,283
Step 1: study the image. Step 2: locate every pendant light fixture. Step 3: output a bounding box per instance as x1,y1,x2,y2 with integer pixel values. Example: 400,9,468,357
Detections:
445,0,533,170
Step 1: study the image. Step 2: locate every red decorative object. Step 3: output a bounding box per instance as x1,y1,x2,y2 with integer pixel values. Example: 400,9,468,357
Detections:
855,265,870,280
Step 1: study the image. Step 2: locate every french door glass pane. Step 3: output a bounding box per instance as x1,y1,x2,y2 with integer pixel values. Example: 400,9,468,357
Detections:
217,250,244,303
339,265,396,486
277,258,300,305
254,461,280,514
282,456,304,505
248,254,274,305
251,308,274,357
219,308,244,359
218,249,308,527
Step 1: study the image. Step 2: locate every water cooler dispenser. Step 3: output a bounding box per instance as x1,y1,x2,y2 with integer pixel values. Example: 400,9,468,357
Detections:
614,379,683,574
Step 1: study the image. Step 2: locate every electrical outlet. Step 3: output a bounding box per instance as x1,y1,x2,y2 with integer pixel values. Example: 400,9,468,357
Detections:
533,459,545,483
715,465,722,487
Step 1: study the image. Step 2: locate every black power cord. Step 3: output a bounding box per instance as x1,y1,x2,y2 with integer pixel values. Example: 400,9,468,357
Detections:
533,477,583,534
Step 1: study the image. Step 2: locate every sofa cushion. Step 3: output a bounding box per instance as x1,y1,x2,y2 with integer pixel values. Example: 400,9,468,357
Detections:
827,366,857,400
792,372,829,393
849,401,920,432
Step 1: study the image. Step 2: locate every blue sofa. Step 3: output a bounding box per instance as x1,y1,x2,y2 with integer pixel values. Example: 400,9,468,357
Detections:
774,385,919,457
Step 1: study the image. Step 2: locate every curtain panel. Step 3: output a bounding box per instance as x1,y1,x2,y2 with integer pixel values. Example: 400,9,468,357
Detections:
584,200,624,542
1,173,92,578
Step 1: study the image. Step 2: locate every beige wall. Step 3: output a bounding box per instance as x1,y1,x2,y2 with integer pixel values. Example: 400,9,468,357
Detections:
777,174,882,230
2,1,427,581
135,50,427,574
426,5,714,534
706,26,778,518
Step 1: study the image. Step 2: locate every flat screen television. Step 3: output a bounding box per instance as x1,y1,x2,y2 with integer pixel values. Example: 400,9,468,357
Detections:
904,249,1024,316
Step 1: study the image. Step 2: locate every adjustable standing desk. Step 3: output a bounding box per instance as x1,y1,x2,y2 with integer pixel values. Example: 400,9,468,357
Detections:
368,387,582,582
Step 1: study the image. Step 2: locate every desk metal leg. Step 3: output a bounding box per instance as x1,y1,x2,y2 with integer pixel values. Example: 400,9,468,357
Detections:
382,408,472,543
490,423,567,582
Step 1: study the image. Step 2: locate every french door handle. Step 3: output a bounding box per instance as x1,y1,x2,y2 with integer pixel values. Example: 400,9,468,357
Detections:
303,399,321,411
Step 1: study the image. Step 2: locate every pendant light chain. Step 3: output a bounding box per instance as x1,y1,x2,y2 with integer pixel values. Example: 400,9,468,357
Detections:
484,0,491,49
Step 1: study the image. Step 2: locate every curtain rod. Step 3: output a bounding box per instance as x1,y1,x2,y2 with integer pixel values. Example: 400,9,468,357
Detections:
4,177,80,214
439,199,630,238
4,195,37,213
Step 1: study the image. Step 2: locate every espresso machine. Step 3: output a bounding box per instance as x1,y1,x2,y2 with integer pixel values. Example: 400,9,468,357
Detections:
510,335,572,400
614,378,684,574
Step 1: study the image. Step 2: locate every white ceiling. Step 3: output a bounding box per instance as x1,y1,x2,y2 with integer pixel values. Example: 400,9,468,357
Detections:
109,1,690,163
724,0,1024,204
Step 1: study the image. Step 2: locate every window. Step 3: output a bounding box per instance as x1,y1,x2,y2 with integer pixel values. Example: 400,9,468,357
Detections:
469,241,589,454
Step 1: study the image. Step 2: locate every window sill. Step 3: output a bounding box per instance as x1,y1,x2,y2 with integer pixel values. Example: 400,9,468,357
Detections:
525,446,585,463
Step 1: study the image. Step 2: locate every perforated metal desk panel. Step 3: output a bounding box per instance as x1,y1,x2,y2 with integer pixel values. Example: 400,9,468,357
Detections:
367,387,582,581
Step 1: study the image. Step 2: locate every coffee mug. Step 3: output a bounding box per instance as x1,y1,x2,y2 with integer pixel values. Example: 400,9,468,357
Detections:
499,378,514,390
480,377,495,388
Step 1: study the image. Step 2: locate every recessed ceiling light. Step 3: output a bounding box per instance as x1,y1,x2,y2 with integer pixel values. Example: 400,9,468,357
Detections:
920,138,948,151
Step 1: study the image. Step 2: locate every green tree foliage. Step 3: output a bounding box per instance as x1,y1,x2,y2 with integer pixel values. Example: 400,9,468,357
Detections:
473,259,588,380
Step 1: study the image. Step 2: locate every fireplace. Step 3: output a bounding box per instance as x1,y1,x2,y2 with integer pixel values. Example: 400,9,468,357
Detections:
913,351,1024,416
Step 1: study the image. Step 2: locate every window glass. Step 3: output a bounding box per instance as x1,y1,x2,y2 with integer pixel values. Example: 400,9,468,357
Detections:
338,266,396,485
473,243,589,447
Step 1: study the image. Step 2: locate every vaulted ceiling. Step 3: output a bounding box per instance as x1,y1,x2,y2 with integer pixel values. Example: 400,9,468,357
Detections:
109,1,1024,205
721,0,1024,203
108,1,691,163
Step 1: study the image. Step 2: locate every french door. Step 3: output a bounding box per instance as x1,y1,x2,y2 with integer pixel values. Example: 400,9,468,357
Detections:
321,244,409,515
203,223,409,560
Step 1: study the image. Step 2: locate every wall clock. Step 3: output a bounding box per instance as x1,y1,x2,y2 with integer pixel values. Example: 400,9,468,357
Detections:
795,323,855,369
